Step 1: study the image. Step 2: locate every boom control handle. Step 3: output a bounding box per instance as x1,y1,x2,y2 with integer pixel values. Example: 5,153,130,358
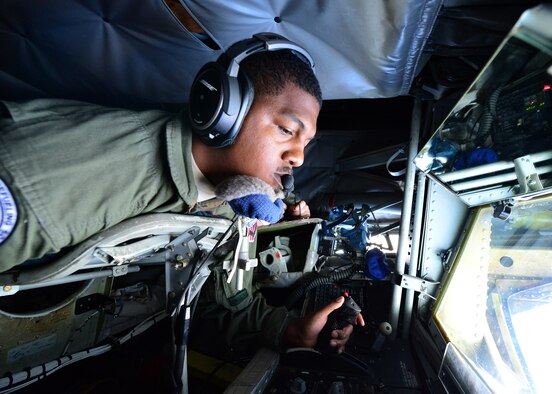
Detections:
317,292,361,352
327,292,361,330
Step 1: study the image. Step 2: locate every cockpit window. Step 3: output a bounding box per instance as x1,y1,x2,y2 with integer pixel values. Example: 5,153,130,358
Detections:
434,194,552,393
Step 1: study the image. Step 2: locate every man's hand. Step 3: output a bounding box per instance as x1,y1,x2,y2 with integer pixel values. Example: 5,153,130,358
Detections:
283,296,365,353
283,200,311,220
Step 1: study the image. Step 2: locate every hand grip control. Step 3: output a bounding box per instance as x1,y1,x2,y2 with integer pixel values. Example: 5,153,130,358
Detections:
327,292,361,330
317,293,361,352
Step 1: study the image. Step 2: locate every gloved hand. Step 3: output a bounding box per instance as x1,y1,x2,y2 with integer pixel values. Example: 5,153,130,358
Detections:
228,194,284,223
215,175,285,224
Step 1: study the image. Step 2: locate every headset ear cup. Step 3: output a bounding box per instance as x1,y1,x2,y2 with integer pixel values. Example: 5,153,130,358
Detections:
189,61,241,146
190,33,314,148
219,71,254,148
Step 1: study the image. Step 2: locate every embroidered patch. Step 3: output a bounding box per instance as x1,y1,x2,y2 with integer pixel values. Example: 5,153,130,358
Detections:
0,178,18,244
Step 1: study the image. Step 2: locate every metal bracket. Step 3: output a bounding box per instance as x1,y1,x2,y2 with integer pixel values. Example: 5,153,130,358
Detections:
223,258,258,271
0,265,139,297
238,258,258,271
492,199,515,220
164,226,215,313
514,155,543,194
75,293,115,315
393,273,439,294
439,249,453,271
93,234,171,264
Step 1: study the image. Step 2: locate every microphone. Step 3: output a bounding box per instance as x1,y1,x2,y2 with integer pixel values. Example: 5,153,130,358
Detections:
281,174,294,198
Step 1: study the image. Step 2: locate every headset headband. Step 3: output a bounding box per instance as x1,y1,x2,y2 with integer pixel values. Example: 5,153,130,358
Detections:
189,32,315,148
223,33,315,77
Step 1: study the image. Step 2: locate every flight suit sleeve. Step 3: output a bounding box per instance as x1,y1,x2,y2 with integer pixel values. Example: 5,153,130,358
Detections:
0,99,181,272
190,263,293,359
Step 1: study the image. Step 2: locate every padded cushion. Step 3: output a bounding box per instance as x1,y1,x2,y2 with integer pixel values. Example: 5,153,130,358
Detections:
0,0,441,107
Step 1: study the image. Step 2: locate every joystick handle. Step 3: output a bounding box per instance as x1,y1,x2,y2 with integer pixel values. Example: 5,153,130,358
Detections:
317,293,361,351
327,292,361,330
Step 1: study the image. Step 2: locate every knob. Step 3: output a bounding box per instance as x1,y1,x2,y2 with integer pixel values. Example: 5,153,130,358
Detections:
289,377,307,393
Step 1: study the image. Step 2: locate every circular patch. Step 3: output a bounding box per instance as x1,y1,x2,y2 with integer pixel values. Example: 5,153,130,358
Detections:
0,177,18,244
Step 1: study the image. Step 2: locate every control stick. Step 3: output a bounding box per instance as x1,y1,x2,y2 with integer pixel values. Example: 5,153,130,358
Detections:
317,292,361,352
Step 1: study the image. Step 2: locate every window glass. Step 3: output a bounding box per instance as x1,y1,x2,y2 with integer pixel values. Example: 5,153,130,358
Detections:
434,194,552,393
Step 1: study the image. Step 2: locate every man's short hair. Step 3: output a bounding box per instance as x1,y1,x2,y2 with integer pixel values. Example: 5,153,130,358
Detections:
241,50,323,107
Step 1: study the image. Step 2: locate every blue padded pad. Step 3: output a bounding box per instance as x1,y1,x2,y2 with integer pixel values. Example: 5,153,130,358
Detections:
0,0,441,107
181,0,442,99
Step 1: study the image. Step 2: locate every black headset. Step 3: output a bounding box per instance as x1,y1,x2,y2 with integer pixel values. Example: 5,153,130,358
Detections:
188,32,315,148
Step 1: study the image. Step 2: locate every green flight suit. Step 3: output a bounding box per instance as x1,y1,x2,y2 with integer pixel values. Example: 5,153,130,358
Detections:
0,98,199,271
190,258,293,358
0,98,290,352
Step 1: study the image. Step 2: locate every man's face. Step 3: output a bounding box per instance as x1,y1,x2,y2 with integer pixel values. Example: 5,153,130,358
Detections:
225,83,320,190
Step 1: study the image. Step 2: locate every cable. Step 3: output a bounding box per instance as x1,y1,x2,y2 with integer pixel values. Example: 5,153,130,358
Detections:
197,214,238,276
171,215,239,392
285,266,356,309
0,310,168,393
175,214,238,313
476,85,504,143
386,146,407,176
2,216,239,394
225,217,242,284
366,204,381,232
61,310,100,356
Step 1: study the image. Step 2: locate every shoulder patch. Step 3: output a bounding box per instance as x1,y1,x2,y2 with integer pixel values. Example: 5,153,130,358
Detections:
0,178,18,244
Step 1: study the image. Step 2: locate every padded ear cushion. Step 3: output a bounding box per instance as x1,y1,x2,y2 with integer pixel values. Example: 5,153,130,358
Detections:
217,71,254,148
189,61,241,146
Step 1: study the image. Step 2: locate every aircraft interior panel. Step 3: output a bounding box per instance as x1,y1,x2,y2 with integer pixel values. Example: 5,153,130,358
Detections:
1,3,552,394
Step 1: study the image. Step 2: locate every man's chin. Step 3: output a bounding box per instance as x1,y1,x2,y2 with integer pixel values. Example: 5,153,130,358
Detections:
266,176,284,197
273,186,285,198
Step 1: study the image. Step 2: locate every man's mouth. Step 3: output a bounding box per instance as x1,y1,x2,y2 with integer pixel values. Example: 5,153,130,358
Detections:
272,171,294,198
274,170,293,187
269,168,292,195
273,174,284,189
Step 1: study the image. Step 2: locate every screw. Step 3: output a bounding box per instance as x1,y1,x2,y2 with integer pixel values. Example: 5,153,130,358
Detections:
172,258,189,270
3,285,12,292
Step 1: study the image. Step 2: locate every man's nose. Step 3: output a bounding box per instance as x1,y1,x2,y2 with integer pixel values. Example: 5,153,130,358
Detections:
283,144,305,167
